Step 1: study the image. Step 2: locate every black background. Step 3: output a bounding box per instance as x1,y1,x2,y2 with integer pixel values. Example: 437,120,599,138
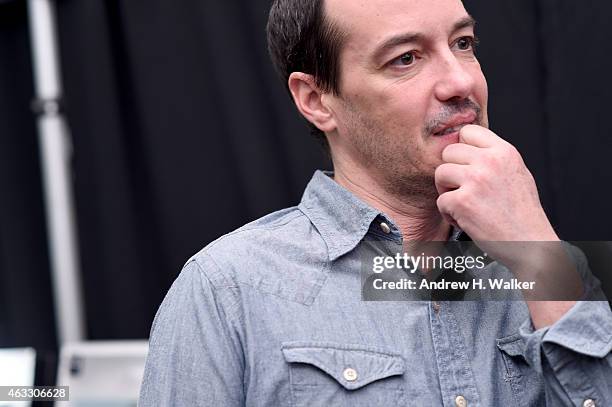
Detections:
0,0,610,369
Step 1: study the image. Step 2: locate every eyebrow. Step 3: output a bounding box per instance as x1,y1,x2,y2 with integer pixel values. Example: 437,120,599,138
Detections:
371,15,477,63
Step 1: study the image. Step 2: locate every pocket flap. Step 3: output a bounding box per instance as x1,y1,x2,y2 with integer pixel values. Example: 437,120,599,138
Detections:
281,341,405,390
496,333,525,357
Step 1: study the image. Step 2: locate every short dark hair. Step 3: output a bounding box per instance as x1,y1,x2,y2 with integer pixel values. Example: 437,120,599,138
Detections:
266,0,346,152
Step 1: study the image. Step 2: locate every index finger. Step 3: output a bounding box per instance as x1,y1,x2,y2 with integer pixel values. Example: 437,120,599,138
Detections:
459,124,500,148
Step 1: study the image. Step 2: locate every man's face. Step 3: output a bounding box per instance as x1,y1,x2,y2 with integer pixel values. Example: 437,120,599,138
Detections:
325,0,489,198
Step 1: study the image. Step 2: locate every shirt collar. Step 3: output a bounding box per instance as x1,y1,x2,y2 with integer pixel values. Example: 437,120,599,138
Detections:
298,171,469,261
298,170,397,261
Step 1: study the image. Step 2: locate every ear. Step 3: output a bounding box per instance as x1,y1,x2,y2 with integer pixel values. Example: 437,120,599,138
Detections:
288,72,337,133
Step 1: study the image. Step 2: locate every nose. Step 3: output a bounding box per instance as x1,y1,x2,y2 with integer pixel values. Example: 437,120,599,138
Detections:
433,52,476,102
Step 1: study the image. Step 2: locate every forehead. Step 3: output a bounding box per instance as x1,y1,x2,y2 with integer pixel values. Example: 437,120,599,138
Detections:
325,0,471,50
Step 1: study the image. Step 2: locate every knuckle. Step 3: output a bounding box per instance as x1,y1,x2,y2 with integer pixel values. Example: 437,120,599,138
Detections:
501,142,519,158
457,187,473,204
455,193,469,210
470,167,487,184
480,150,497,166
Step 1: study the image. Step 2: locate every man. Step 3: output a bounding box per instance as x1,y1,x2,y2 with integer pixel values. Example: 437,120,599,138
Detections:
140,0,612,405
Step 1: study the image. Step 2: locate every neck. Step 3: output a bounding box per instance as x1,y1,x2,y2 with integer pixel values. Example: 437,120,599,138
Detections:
333,166,451,242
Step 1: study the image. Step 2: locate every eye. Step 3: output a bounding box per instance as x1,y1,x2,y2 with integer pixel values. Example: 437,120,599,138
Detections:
455,36,478,51
390,51,417,67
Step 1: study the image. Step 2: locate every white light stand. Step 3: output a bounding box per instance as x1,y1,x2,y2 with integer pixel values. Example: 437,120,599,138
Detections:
27,0,85,345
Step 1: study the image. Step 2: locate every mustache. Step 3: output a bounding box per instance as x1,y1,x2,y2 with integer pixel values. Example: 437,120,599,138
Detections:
424,99,482,135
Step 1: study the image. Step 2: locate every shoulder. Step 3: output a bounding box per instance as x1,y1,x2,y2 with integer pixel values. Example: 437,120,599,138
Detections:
185,205,329,303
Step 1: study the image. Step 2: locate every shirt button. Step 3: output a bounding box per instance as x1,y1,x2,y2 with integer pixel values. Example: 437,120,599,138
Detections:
455,395,467,407
583,399,596,407
343,367,358,382
380,222,391,234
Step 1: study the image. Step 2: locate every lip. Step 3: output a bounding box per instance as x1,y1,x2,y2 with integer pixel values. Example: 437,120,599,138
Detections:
432,112,477,136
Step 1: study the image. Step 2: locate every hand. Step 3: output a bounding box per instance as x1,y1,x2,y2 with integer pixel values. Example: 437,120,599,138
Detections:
435,126,583,327
435,124,558,244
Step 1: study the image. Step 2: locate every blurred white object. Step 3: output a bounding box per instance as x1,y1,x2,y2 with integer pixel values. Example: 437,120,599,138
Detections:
55,341,148,407
27,0,86,344
0,348,36,407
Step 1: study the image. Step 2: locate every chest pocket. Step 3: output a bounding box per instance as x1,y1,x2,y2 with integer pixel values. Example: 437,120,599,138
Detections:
497,334,545,406
281,342,405,407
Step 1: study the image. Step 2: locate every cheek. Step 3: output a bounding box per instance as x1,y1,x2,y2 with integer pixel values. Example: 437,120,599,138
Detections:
475,73,489,127
341,74,436,139
370,85,430,133
472,66,489,109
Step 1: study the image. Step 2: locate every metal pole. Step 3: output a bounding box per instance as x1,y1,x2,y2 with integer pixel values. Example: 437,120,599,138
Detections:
27,0,85,344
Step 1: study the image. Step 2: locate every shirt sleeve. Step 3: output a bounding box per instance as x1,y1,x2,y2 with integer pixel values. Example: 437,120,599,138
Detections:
139,256,245,406
519,244,612,406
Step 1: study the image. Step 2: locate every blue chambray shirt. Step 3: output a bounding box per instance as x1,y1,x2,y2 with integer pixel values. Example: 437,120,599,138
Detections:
140,170,612,406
